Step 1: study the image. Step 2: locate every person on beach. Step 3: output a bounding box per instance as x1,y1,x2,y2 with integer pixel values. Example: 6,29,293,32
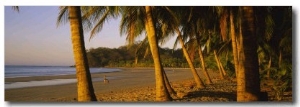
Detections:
104,75,109,84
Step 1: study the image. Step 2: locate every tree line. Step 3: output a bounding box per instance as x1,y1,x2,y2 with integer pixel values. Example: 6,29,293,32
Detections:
86,45,189,68
86,43,235,73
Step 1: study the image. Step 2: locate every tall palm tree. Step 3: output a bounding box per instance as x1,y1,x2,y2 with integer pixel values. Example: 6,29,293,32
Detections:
57,6,97,101
119,6,181,100
235,6,261,101
144,6,171,101
217,6,265,101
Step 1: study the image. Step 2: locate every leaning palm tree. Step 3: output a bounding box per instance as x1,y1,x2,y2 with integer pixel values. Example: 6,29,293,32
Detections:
121,6,184,98
170,6,214,85
190,7,215,85
57,6,97,101
156,6,207,88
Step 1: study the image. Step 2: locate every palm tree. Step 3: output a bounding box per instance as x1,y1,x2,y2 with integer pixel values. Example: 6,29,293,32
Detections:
156,6,207,88
235,6,261,101
228,7,239,78
119,6,186,100
57,6,97,101
177,33,206,87
217,6,265,101
173,7,215,85
144,6,172,101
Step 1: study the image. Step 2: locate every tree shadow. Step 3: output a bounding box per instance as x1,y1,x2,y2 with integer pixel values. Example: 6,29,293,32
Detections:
183,90,237,101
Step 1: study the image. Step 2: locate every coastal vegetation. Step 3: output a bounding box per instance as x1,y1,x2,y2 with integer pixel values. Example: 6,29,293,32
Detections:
86,45,194,68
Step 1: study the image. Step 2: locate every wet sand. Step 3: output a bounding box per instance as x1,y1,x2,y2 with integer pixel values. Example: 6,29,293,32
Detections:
5,68,216,102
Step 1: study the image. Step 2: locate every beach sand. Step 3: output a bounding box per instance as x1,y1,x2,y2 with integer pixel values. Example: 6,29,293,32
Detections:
5,68,208,102
4,68,292,102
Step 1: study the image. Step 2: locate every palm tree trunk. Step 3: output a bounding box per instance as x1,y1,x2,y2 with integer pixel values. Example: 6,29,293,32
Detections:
229,8,239,78
219,56,227,76
68,6,97,101
145,6,171,101
214,50,225,79
163,70,177,96
198,46,212,84
267,57,272,79
279,50,282,67
178,35,205,88
236,6,261,101
134,56,138,66
215,50,227,76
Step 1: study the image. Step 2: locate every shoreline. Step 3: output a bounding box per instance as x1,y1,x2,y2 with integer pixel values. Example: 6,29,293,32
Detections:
5,68,210,101
5,67,195,83
5,67,292,102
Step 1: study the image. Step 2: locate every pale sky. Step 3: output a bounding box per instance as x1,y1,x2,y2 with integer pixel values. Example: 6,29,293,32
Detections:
4,6,177,66
3,1,298,66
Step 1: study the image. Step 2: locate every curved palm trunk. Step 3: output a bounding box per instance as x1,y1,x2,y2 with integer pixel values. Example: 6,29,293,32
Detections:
214,50,225,79
197,42,212,84
219,57,227,76
178,35,205,89
218,54,227,77
68,6,97,101
145,6,171,101
163,70,177,96
236,6,261,101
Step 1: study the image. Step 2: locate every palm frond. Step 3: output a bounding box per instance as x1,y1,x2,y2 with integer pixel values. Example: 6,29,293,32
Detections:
89,7,111,40
173,36,180,50
12,6,19,12
56,6,69,27
119,6,145,45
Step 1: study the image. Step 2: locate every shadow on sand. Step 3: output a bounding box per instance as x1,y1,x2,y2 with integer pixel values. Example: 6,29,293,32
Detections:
183,90,237,101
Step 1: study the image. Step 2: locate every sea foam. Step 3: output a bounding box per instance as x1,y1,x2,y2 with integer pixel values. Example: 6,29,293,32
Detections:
5,79,77,89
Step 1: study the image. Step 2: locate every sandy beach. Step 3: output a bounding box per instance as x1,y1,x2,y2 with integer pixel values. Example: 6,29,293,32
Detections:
5,68,200,101
5,68,292,102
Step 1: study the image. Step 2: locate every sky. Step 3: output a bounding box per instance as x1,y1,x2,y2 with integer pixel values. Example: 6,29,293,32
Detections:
3,4,298,66
4,6,178,66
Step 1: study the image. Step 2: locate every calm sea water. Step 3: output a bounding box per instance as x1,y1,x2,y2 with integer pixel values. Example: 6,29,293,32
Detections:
5,65,121,78
5,65,121,89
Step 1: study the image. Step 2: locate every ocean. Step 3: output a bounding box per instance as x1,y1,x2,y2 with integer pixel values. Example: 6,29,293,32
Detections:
5,65,121,78
5,65,121,89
